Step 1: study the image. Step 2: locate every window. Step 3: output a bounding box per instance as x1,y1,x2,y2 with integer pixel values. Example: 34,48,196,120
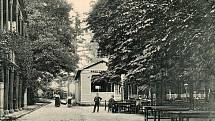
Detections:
91,75,114,92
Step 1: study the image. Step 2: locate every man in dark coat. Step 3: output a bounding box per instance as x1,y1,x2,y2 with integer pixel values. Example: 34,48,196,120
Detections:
54,92,61,107
108,95,115,112
93,93,102,112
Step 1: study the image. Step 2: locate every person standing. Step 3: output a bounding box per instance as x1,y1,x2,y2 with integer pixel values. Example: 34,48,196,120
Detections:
54,92,61,107
93,93,102,113
136,95,142,113
108,95,115,112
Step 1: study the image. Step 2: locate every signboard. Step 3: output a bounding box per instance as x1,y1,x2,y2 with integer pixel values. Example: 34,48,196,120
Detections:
95,86,101,90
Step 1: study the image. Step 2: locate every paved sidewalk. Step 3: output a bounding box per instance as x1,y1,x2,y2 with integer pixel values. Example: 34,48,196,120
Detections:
3,102,50,120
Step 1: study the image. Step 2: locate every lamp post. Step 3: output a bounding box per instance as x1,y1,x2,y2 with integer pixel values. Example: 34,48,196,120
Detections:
184,83,188,102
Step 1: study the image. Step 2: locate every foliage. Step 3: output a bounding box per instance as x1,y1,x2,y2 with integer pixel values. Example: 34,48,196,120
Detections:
25,0,79,76
21,0,80,103
88,0,215,89
0,0,79,104
0,31,34,87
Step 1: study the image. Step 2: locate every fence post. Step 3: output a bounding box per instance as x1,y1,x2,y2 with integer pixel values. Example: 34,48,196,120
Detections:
105,100,106,111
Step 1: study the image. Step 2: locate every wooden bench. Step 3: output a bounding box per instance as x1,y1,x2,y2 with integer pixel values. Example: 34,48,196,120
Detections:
143,106,190,121
168,111,215,121
114,101,136,113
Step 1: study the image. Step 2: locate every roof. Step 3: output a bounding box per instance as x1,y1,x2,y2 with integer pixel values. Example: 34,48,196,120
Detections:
74,60,108,80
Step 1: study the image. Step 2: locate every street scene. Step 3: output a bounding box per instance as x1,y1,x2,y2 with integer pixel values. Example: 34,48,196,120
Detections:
16,101,147,121
1,0,215,121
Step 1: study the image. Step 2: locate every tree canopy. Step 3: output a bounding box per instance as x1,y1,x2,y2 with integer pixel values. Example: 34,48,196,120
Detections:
25,0,79,76
88,0,215,88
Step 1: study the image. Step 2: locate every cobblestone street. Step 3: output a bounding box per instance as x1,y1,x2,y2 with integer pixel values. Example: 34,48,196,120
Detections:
16,102,159,121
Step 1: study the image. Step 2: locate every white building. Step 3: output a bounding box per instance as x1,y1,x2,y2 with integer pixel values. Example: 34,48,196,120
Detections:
74,60,121,105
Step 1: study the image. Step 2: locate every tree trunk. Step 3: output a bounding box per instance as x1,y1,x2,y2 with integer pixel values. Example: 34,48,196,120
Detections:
177,81,182,99
205,80,209,102
155,81,162,105
189,81,194,109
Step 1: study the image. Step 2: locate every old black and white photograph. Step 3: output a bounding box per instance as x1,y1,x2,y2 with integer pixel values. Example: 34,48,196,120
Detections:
1,0,215,121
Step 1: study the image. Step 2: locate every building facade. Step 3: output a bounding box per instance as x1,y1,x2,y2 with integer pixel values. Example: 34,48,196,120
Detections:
0,0,27,117
75,60,121,105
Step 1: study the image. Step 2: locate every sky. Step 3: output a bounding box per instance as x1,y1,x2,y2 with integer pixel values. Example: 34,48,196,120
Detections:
66,0,98,68
66,0,93,14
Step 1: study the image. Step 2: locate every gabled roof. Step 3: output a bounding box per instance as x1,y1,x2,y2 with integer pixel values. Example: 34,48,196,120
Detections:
82,60,108,70
74,60,108,80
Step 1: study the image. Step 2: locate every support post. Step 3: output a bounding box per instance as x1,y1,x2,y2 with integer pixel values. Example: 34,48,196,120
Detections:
131,84,133,98
0,82,4,118
0,66,4,117
105,100,106,111
4,67,9,115
128,84,130,99
9,67,14,113
9,0,13,31
18,78,22,110
67,72,70,98
14,73,19,111
19,14,22,35
121,74,125,101
23,88,27,107
0,0,3,30
5,0,8,30
16,0,19,32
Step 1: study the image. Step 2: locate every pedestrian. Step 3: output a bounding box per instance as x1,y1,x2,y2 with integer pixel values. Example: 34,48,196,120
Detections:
108,95,115,113
93,93,102,113
54,92,61,107
136,95,142,113
67,95,72,107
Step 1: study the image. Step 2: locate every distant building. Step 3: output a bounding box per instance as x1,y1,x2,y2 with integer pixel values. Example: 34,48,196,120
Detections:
74,60,121,105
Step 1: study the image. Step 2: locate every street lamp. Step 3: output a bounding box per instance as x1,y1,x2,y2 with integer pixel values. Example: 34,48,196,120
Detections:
184,83,188,102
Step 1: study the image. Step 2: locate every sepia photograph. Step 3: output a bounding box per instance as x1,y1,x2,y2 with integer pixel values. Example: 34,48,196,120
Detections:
1,0,215,121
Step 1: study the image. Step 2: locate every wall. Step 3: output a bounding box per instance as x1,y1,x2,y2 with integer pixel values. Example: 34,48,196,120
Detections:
75,80,81,103
80,70,91,103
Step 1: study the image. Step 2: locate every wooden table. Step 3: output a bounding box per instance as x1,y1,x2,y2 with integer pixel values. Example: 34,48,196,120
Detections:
114,101,135,113
168,110,215,121
141,100,151,106
143,106,190,121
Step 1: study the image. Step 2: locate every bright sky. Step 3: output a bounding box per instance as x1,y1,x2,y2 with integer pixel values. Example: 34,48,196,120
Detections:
67,0,93,14
66,0,98,68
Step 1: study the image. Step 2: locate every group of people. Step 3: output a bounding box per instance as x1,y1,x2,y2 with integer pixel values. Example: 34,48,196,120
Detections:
54,92,142,113
54,92,75,107
93,94,144,113
93,93,116,113
54,92,61,107
54,92,115,112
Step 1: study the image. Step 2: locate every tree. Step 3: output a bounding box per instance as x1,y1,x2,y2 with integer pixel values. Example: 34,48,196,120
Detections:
23,0,79,104
25,0,78,76
88,0,215,106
